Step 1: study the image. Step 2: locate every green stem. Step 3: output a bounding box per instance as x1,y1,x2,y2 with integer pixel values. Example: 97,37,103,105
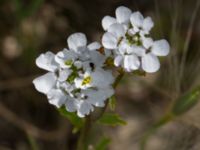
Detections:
77,116,91,150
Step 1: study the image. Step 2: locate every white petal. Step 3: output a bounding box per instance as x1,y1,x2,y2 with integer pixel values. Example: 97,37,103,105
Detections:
108,23,125,39
102,32,118,49
36,52,58,72
91,68,114,88
114,55,123,67
65,98,78,112
74,61,83,69
142,53,160,73
85,88,114,107
130,11,144,27
55,49,77,68
142,37,153,49
33,72,57,94
58,69,72,82
102,16,117,30
128,46,146,56
118,39,129,54
123,55,140,72
47,89,66,108
87,42,101,51
89,51,106,67
67,33,87,53
58,82,74,93
77,101,93,118
151,39,170,56
74,78,84,89
115,6,132,24
142,17,154,33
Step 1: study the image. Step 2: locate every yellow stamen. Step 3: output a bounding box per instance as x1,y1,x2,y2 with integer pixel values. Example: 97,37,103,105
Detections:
82,76,92,85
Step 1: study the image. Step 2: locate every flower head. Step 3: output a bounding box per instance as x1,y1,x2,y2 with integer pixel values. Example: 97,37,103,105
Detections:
102,6,170,73
33,33,114,117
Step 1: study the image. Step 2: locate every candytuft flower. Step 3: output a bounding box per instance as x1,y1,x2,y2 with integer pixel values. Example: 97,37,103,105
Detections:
33,33,114,117
102,6,170,73
33,6,170,118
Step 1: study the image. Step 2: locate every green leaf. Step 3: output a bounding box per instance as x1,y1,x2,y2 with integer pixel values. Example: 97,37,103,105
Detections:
95,137,111,150
58,106,83,129
172,86,200,116
108,96,116,111
97,113,127,126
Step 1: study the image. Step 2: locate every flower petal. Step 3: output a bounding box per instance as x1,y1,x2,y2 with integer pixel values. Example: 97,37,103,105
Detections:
58,69,72,82
108,23,125,39
142,53,160,73
77,101,93,118
67,33,87,53
142,17,154,33
89,51,106,67
65,98,78,112
47,89,66,108
115,6,132,24
85,88,114,107
123,55,140,72
114,55,123,67
142,37,153,49
55,48,77,68
151,39,170,56
36,51,58,72
102,16,117,30
129,46,146,56
91,68,114,88
130,11,144,27
33,72,57,94
87,42,101,51
102,32,118,49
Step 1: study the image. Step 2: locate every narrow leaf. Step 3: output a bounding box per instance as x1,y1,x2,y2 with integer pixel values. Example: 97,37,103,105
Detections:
172,86,200,116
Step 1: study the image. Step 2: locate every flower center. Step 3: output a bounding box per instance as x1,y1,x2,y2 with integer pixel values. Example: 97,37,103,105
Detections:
125,32,142,46
65,59,73,66
82,76,92,85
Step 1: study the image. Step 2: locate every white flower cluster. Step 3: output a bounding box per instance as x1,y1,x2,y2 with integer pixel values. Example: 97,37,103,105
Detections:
33,6,170,117
33,33,114,117
102,6,170,73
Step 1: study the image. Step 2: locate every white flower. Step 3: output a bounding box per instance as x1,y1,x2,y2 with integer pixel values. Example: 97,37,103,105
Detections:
113,40,141,72
74,68,114,89
33,72,57,94
76,88,114,117
33,32,115,118
33,52,58,94
130,11,154,35
141,39,170,73
102,6,132,30
55,48,77,68
36,51,58,72
67,33,87,53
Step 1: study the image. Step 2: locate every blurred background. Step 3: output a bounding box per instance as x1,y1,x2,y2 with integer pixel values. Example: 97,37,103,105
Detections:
0,0,200,149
